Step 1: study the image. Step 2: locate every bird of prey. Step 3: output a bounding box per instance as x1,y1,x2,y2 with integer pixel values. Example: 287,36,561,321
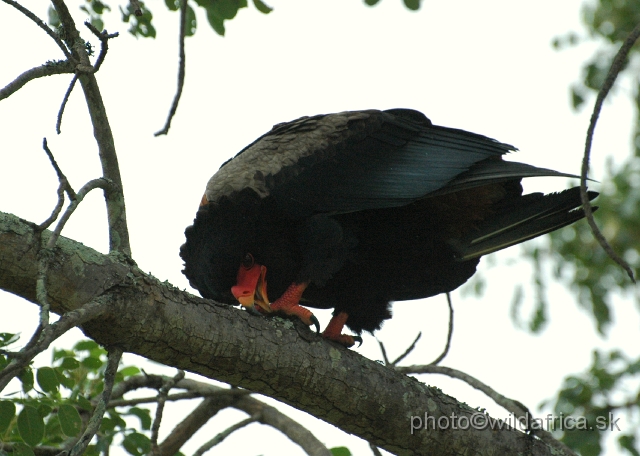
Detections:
180,108,596,347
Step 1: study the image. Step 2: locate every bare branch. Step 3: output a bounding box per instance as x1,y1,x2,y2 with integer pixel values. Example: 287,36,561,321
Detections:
0,0,72,60
580,22,640,283
38,139,76,233
108,388,251,408
369,443,383,456
428,292,454,365
154,0,188,136
158,395,238,456
84,21,119,72
193,413,261,456
0,62,74,101
68,346,123,456
150,370,185,452
395,364,578,456
107,374,331,456
56,75,78,134
41,138,77,201
0,295,111,393
392,332,422,366
376,339,391,366
51,0,131,255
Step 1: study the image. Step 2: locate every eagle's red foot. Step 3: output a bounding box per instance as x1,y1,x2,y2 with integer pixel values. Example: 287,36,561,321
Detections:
321,312,362,347
270,282,320,333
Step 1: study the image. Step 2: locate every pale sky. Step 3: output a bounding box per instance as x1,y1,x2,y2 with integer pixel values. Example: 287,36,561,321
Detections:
1,1,638,454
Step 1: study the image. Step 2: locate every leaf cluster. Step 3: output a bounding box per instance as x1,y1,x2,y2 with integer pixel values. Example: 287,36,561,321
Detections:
0,335,150,456
545,350,640,456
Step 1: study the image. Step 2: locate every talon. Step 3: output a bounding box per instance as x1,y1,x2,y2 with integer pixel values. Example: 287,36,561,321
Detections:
353,335,363,347
246,306,263,317
310,314,320,333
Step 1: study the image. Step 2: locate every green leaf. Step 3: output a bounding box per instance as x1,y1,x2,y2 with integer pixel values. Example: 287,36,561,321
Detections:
47,6,61,28
186,5,197,36
122,431,151,456
58,404,83,437
364,0,381,4
75,340,99,352
127,407,152,430
206,10,226,36
77,395,94,412
37,403,52,418
54,368,75,390
118,366,141,378
81,356,104,370
165,0,180,11
618,434,640,456
10,442,35,456
19,367,34,393
0,332,20,347
37,367,60,394
403,0,420,10
59,356,80,370
253,0,273,14
330,447,352,456
17,406,45,447
0,401,16,433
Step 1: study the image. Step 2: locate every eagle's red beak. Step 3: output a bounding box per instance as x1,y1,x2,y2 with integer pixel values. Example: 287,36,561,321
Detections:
231,262,270,312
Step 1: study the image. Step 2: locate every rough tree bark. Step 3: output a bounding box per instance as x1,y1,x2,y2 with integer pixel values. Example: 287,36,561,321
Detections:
0,211,564,456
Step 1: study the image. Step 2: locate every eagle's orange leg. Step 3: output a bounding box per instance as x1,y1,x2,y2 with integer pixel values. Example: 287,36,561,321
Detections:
322,311,362,347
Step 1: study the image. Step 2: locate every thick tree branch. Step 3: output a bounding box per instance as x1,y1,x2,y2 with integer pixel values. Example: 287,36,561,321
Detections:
0,211,567,455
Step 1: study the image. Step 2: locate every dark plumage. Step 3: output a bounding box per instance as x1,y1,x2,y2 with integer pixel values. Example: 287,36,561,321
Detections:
180,109,596,346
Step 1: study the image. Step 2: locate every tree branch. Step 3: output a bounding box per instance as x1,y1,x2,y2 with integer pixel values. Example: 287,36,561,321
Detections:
68,346,123,456
0,0,72,60
580,21,640,283
154,0,188,137
0,212,568,455
50,0,131,255
0,62,74,100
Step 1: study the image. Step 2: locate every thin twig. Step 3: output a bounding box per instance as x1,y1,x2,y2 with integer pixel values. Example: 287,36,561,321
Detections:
68,346,123,456
376,339,391,366
428,292,454,365
107,388,251,408
0,296,111,393
193,413,261,456
154,0,188,136
49,178,116,246
0,62,74,101
369,443,383,456
56,75,78,134
395,364,578,456
0,0,73,60
84,21,120,71
56,23,118,134
392,332,422,366
150,370,185,452
41,138,77,201
580,22,640,283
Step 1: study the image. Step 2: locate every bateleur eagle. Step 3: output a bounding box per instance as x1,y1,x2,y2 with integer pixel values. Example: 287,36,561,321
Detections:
180,108,596,347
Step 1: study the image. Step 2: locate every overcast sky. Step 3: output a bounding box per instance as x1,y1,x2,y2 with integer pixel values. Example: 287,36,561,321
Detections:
1,1,638,454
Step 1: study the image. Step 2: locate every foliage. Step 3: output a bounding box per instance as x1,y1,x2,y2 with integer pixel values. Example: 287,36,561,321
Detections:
47,0,423,38
543,350,640,456
0,334,150,456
